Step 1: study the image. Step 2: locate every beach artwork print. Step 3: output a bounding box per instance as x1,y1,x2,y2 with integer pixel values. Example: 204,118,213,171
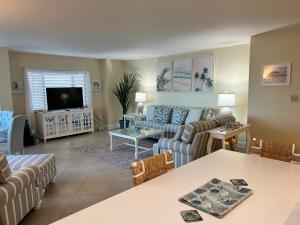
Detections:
173,59,192,92
192,56,214,92
156,61,173,92
262,63,291,86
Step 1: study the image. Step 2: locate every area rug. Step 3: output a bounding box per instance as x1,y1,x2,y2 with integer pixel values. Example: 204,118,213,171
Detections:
73,137,155,170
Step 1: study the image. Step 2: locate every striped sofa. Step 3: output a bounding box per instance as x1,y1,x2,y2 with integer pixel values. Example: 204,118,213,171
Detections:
136,105,220,138
153,115,235,167
0,153,56,225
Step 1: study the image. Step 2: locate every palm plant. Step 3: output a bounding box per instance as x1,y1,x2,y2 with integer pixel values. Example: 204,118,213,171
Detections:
112,72,139,115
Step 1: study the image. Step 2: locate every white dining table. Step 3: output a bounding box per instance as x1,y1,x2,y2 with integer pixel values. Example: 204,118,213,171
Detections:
52,150,300,225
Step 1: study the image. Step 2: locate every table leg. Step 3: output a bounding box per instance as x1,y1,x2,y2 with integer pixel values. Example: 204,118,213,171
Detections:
110,134,113,152
246,129,252,154
207,137,213,154
222,138,226,149
134,139,138,160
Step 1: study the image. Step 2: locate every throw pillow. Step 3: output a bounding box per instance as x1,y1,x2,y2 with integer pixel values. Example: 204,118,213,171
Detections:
146,105,155,121
185,109,203,124
173,125,185,141
181,120,216,144
171,108,188,125
153,106,172,123
0,152,12,184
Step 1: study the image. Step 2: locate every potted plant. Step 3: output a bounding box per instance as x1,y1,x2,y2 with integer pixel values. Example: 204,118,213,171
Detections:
112,72,139,128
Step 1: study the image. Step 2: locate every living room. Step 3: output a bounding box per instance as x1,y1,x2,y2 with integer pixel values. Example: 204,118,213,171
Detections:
0,1,300,225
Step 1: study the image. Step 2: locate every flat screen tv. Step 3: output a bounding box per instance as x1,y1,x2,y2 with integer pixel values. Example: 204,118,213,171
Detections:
46,87,84,111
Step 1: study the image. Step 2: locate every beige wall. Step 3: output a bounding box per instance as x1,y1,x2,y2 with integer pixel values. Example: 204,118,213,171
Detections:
248,25,300,144
9,51,103,114
8,51,127,128
125,44,250,123
0,48,13,110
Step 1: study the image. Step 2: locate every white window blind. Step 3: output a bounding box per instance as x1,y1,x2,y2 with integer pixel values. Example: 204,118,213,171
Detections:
25,70,91,110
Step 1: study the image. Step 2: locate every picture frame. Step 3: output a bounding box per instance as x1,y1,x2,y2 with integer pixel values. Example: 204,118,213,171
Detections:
262,63,291,86
92,80,103,92
156,61,173,92
11,79,24,94
192,55,215,92
173,59,192,92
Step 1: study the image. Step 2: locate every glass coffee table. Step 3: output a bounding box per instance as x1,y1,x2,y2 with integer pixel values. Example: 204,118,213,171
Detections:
108,128,163,159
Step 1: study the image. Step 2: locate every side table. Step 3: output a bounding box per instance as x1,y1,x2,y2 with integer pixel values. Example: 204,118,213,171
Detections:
207,124,251,154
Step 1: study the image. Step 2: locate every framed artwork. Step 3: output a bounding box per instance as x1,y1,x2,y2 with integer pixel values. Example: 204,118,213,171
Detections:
92,80,103,92
173,59,192,92
192,56,214,92
262,63,291,86
11,79,24,94
156,61,173,92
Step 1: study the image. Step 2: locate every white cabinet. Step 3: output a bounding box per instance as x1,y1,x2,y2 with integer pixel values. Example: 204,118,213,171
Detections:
36,108,94,141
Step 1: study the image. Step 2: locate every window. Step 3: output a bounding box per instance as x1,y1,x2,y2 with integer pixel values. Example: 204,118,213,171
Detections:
25,69,92,110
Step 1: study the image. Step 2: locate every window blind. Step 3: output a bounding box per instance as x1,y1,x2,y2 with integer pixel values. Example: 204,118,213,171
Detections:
25,70,91,110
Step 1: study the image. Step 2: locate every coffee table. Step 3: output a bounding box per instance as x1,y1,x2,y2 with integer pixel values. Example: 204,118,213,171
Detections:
108,128,163,159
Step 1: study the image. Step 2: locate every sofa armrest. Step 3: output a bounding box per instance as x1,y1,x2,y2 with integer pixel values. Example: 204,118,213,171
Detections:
0,165,42,206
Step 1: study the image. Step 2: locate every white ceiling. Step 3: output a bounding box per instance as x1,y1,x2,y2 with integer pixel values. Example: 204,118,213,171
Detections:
1,0,300,60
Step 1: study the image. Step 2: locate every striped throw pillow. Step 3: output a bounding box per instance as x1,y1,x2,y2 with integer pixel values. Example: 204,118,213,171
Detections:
0,152,12,184
181,120,216,144
171,108,188,125
153,106,172,123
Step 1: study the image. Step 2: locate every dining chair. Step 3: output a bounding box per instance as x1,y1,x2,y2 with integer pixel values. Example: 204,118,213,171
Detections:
0,115,27,155
131,150,174,186
260,139,292,162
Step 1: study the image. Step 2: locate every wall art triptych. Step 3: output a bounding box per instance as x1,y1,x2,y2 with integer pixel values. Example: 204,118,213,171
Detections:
156,55,214,92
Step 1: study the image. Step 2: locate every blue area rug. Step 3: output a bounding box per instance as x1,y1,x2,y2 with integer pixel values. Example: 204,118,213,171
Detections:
73,137,155,170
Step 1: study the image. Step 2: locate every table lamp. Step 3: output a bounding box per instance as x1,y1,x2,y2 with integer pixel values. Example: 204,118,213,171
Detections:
217,93,236,115
135,92,146,115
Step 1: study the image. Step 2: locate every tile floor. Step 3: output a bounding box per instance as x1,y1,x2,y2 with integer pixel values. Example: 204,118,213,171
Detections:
20,132,133,225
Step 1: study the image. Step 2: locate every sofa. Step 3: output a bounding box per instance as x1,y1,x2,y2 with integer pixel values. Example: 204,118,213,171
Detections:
0,153,56,225
136,105,220,138
153,115,235,167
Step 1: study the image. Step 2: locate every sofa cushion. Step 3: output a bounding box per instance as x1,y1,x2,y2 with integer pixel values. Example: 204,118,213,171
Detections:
171,108,188,125
185,109,203,124
181,120,216,144
146,105,155,121
153,106,172,123
0,152,12,184
136,120,179,133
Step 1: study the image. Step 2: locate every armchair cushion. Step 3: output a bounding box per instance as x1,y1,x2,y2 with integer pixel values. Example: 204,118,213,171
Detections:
181,120,216,144
212,115,236,127
0,152,11,184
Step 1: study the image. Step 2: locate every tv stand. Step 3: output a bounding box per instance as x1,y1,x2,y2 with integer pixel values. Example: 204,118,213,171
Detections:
36,108,94,142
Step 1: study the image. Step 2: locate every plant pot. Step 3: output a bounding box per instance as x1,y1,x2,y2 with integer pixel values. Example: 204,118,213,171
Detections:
119,119,129,129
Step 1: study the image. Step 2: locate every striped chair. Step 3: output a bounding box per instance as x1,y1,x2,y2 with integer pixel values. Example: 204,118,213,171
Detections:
153,115,235,167
0,153,43,225
131,150,174,186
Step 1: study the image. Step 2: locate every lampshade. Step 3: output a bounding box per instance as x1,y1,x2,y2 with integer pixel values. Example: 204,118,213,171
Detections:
217,93,236,107
135,92,146,103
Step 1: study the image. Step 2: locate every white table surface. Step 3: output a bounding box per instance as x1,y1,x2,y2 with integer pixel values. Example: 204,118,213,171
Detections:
52,150,300,225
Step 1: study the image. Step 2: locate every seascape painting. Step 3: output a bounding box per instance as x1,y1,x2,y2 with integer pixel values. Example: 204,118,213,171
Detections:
156,61,173,91
262,63,291,86
192,56,214,92
173,59,192,92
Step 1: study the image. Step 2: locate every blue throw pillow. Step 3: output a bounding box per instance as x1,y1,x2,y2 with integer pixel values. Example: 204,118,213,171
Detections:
153,106,172,123
171,108,188,125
